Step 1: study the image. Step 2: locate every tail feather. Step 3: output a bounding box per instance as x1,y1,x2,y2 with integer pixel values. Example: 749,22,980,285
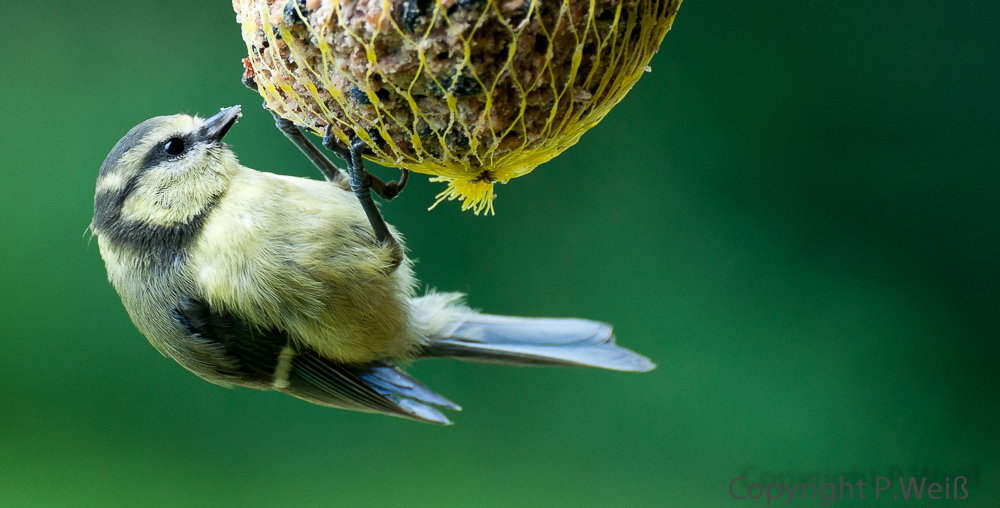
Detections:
422,313,656,372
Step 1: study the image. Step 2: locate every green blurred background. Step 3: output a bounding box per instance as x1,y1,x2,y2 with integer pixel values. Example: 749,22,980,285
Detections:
1,1,997,506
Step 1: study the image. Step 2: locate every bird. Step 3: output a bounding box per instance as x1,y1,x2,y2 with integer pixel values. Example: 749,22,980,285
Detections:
90,104,655,425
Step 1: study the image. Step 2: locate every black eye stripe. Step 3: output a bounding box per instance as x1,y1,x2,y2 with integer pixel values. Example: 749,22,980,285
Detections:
141,134,195,170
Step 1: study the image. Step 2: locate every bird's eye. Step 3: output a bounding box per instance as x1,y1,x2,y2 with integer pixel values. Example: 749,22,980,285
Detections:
163,138,185,155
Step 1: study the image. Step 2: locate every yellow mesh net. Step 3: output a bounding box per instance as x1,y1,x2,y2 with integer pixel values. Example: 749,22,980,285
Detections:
235,0,681,214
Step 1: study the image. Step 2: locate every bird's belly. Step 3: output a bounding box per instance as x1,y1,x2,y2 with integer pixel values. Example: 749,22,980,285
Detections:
188,175,418,364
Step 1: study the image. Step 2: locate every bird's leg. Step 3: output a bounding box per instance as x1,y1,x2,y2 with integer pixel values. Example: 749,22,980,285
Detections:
322,129,398,247
266,107,348,186
321,126,408,202
248,78,399,247
368,167,410,202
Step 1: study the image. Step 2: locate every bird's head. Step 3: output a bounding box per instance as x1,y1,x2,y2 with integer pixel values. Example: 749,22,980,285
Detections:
91,106,242,252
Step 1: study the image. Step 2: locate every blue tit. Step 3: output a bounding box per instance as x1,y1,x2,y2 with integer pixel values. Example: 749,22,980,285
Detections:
90,105,654,424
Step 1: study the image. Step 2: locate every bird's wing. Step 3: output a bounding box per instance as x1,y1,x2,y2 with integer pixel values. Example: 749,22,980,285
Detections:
173,298,460,425
284,352,460,425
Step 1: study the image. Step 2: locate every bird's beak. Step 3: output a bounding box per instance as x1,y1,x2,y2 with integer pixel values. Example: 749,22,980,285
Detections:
200,105,242,143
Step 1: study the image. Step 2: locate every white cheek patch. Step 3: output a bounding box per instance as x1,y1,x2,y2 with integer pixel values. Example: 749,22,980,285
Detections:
119,150,227,226
120,165,199,226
